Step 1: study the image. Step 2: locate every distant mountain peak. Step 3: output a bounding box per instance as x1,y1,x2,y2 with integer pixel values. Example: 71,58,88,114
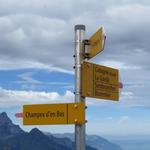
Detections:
0,112,7,116
0,113,122,150
30,128,43,135
0,112,24,138
0,112,12,125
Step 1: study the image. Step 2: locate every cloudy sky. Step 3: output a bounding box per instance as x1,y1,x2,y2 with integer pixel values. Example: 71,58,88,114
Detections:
0,0,150,138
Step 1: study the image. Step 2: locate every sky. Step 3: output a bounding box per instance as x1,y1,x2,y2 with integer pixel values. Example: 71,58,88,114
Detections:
0,0,150,138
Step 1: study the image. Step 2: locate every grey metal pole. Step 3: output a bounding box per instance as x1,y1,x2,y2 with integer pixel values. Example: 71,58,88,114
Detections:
74,24,86,150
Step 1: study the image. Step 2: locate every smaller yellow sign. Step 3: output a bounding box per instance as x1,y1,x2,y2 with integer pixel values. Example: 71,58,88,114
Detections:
23,102,85,125
89,27,106,58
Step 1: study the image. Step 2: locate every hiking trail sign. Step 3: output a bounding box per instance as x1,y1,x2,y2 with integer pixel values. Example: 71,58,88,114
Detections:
23,102,85,125
87,27,106,59
16,25,122,150
82,61,119,101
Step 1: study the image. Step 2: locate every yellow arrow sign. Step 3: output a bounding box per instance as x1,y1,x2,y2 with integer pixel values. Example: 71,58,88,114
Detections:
88,27,106,58
23,102,85,125
82,61,119,101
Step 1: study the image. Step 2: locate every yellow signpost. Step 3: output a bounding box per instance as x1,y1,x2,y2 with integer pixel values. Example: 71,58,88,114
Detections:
23,102,85,125
88,27,106,59
19,25,120,150
82,61,119,100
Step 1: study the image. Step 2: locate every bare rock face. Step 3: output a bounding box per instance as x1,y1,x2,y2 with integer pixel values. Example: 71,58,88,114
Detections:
0,112,24,138
0,112,97,150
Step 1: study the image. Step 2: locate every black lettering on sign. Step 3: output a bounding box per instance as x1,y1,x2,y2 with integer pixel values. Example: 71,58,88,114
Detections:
57,111,64,117
95,75,110,83
95,67,117,77
95,90,111,97
108,72,116,77
95,67,109,75
95,83,116,92
46,111,56,117
25,112,30,118
25,112,45,119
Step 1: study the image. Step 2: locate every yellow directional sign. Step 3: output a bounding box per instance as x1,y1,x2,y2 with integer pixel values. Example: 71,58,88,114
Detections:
23,102,85,125
82,61,119,101
88,27,106,58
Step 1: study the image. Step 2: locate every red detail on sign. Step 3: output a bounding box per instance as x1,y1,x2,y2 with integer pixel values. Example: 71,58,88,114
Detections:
119,82,123,89
15,113,23,118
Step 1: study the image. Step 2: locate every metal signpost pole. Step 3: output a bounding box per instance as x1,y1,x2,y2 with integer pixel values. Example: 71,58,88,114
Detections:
74,24,86,150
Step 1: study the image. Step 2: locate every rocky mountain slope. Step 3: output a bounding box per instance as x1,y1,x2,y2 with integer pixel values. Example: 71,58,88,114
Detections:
0,112,96,150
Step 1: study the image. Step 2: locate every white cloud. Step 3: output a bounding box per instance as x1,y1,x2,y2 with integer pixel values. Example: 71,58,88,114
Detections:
0,0,149,73
0,87,74,108
17,72,42,84
121,91,134,99
0,0,150,110
0,86,137,109
0,58,73,74
100,60,141,70
15,71,73,90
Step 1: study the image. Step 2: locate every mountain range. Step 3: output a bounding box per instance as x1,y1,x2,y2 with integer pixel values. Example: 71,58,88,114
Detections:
0,112,123,150
46,133,123,150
